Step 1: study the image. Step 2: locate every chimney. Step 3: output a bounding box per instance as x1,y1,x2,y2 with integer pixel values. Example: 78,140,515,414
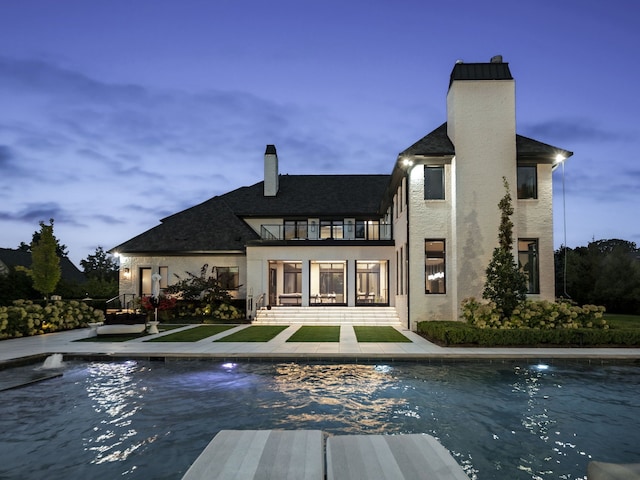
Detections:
264,144,279,197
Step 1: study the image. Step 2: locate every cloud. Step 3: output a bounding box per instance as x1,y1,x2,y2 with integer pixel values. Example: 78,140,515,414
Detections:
0,202,79,225
522,118,629,144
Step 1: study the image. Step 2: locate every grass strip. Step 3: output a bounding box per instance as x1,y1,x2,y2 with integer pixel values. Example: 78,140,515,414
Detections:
214,325,287,342
145,325,236,342
286,326,340,342
354,326,412,343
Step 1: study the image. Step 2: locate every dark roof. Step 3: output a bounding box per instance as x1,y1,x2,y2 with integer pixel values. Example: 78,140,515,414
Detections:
399,123,453,157
0,248,86,283
398,122,573,160
112,175,391,254
449,61,513,87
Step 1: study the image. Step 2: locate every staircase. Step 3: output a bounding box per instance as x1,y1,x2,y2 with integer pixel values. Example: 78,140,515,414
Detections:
253,306,401,326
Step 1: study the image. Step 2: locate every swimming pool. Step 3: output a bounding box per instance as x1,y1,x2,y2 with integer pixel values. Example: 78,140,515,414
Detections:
0,359,638,479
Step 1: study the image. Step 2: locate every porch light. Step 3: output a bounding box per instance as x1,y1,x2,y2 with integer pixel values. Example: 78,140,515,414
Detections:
554,154,566,164
402,158,414,168
123,268,130,279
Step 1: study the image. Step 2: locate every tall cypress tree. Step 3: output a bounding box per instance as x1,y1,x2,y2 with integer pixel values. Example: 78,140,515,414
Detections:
482,178,528,319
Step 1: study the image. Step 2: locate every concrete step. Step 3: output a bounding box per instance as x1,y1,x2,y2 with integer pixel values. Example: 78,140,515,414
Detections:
253,307,401,325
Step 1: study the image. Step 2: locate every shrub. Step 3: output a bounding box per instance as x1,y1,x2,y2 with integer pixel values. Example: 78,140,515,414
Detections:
0,299,104,339
461,297,607,330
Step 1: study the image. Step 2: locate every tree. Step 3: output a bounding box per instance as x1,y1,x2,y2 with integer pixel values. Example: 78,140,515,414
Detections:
18,226,68,257
164,264,232,304
18,219,61,300
482,178,528,319
80,247,119,281
556,239,640,314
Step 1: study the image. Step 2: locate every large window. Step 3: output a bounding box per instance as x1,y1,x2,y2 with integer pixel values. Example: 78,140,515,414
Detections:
517,165,537,199
425,240,445,294
283,262,302,294
320,220,344,239
425,166,445,200
217,266,239,290
284,220,308,240
355,220,380,240
356,261,388,305
518,239,539,293
310,261,345,304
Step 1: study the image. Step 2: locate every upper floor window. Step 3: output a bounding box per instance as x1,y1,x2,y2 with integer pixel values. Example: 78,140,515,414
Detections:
425,166,445,200
320,220,343,239
517,166,537,199
284,220,308,240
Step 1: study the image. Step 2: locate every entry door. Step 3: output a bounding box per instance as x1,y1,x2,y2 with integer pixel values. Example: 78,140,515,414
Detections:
269,265,277,306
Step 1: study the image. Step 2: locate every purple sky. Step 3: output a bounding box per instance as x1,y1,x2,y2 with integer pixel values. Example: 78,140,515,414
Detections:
1,0,638,266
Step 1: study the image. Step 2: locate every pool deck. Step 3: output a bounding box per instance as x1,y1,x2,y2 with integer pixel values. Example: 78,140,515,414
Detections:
1,323,639,366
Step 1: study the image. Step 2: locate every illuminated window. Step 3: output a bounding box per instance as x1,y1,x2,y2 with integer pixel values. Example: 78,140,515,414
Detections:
425,240,445,294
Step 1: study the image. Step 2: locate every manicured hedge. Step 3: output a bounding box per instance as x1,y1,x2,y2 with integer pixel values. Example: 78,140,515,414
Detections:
417,320,640,347
0,299,105,339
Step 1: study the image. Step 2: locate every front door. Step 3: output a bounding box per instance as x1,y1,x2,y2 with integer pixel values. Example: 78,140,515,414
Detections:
269,265,277,306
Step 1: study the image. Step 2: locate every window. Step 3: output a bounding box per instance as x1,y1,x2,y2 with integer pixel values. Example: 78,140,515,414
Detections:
356,261,388,305
425,240,445,294
517,166,537,199
284,220,308,240
355,220,380,240
283,262,302,293
217,266,239,290
425,166,445,200
518,239,539,294
320,220,343,239
311,261,346,304
159,266,169,289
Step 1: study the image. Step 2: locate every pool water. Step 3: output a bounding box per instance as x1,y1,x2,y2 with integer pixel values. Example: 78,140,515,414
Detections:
0,359,638,480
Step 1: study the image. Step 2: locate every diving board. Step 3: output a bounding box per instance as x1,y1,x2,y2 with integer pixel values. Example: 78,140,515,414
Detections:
326,433,469,480
181,429,324,480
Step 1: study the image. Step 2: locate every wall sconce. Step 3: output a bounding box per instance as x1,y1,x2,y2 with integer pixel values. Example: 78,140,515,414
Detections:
123,268,130,279
347,222,353,233
310,221,316,233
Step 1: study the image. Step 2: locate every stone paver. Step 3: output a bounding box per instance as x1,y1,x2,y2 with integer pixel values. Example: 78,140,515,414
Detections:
1,324,639,365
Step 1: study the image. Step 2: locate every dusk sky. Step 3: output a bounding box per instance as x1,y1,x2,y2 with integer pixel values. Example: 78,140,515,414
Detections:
1,0,638,266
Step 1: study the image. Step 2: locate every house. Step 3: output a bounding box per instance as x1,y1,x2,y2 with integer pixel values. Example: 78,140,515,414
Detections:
0,248,87,284
111,57,572,330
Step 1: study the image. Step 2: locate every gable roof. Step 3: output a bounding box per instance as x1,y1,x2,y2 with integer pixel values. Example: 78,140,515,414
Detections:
112,174,391,254
0,248,86,283
398,122,573,160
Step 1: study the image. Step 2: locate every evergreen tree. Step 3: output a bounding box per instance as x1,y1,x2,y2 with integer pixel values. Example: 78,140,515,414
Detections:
482,178,528,319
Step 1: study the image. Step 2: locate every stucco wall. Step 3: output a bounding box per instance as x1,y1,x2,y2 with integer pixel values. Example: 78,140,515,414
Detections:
118,253,247,301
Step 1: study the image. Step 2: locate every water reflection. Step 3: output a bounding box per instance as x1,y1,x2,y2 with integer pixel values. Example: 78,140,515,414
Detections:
83,361,158,466
267,363,412,433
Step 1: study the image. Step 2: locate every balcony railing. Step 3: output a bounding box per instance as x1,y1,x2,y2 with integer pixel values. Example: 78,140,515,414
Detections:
259,222,391,241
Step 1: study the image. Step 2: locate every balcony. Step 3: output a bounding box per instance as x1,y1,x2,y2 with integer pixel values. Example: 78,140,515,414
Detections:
259,221,392,241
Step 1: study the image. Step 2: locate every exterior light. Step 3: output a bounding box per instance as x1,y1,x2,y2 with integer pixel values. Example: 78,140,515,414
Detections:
123,268,130,279
402,158,414,167
554,154,566,164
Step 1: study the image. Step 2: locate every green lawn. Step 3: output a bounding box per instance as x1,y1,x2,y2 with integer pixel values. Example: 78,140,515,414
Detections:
145,325,236,342
214,325,288,342
603,313,640,329
286,326,340,342
354,326,412,343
